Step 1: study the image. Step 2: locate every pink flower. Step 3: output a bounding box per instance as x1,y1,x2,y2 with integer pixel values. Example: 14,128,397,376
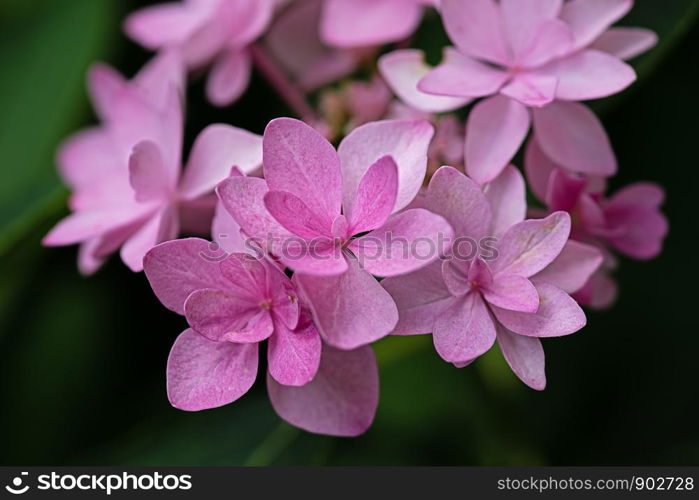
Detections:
525,137,668,308
320,0,438,48
125,0,274,106
43,55,264,273
383,0,656,183
382,166,602,389
144,238,378,436
217,117,454,349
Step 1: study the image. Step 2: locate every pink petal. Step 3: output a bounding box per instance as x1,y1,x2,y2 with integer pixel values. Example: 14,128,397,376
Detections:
467,257,494,288
532,101,616,176
263,118,342,222
524,136,558,202
465,95,531,184
206,48,252,107
132,52,186,110
483,165,527,238
500,0,563,62
381,261,455,335
590,27,658,60
442,259,473,296
120,206,180,272
180,125,262,200
604,199,669,260
295,258,398,349
128,141,171,202
184,289,273,343
347,156,399,234
606,182,665,208
211,201,249,254
433,292,496,363
500,72,558,108
56,128,119,194
123,2,212,50
573,269,618,309
349,208,453,277
338,119,434,213
492,283,586,337
483,274,540,313
218,252,268,299
320,0,423,48
280,242,349,277
545,168,587,212
532,240,603,294
264,190,331,239
167,329,258,411
267,344,378,437
143,237,234,314
378,49,470,112
267,313,322,387
440,0,511,66
87,63,126,121
418,48,510,98
560,0,633,51
493,211,571,278
497,326,546,390
426,166,492,240
517,19,573,68
546,49,636,101
265,262,301,330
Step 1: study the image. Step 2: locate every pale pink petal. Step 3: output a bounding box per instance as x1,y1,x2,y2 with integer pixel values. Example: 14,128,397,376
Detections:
267,344,378,437
573,270,618,309
264,190,331,239
500,0,563,62
441,0,511,65
381,261,454,335
493,212,571,278
222,0,274,47
604,200,668,260
496,326,546,390
483,165,527,238
206,48,252,107
295,258,398,349
211,201,249,255
492,283,586,337
467,257,494,287
120,206,180,272
87,63,126,121
56,128,119,193
433,292,496,363
517,19,573,68
133,51,186,110
320,0,423,48
560,0,633,51
143,237,238,314
338,119,434,213
606,182,665,208
378,49,470,113
167,329,258,411
465,95,531,184
500,73,558,108
426,166,491,240
267,313,322,387
524,136,558,202
184,289,273,343
532,101,616,176
347,156,399,235
590,27,658,60
483,275,540,313
418,48,510,98
263,118,342,221
545,49,636,101
180,124,262,200
532,240,603,294
442,259,473,296
124,2,212,50
128,141,171,202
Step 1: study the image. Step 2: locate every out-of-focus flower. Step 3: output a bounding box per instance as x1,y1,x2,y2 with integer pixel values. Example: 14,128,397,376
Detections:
144,238,379,436
43,54,263,272
525,137,668,308
320,0,439,48
125,0,274,106
383,166,602,389
217,117,453,349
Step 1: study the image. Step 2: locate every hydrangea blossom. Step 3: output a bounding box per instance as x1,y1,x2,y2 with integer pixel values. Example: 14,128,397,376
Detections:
125,0,274,106
382,166,602,389
525,138,668,308
144,238,378,436
217,117,454,349
43,55,264,272
382,0,657,184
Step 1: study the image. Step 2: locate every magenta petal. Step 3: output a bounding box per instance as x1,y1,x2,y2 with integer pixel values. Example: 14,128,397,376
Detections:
206,48,252,107
167,329,258,411
381,261,454,335
604,195,669,260
349,208,453,277
532,101,616,176
560,0,633,51
492,283,586,337
533,240,603,294
295,258,398,349
493,212,571,278
483,275,540,313
218,253,268,299
347,156,398,235
483,165,527,238
465,95,531,185
573,270,618,310
433,293,496,363
264,190,332,239
267,344,378,437
263,118,342,222
268,314,321,387
497,326,546,390
545,168,587,212
143,238,234,314
590,27,658,61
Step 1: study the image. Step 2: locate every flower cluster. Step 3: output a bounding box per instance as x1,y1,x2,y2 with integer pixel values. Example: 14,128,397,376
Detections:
45,0,667,436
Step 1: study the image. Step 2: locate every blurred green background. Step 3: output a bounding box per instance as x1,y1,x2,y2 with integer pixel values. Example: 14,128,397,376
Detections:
1,0,698,466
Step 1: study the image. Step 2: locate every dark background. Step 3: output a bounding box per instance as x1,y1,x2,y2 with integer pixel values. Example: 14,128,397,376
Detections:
1,0,698,465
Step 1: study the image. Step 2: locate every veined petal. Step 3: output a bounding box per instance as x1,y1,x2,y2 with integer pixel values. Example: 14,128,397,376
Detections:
497,326,546,390
347,156,398,235
433,292,496,363
483,274,540,313
532,240,603,294
484,165,527,238
264,190,332,239
267,313,321,387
